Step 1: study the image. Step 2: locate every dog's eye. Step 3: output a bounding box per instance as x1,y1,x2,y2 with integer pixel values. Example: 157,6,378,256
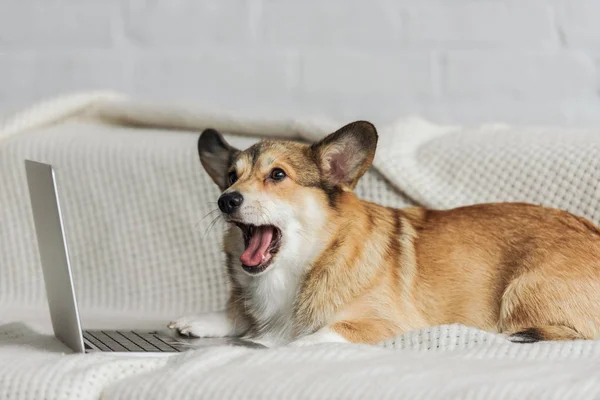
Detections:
228,171,238,185
270,168,286,181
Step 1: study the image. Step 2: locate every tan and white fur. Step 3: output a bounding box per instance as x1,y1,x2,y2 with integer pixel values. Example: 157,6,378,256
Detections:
169,121,600,346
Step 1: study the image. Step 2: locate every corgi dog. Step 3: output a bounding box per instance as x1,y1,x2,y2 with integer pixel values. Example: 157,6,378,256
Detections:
169,121,600,346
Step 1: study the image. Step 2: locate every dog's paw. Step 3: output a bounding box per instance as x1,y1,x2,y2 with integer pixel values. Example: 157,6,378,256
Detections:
167,316,206,337
167,312,232,338
288,327,348,347
288,337,319,347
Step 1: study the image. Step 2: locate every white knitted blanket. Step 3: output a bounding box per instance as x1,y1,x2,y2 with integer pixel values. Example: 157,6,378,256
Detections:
2,92,600,399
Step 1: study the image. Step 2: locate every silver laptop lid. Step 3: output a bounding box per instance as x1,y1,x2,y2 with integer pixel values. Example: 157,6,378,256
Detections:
25,160,85,353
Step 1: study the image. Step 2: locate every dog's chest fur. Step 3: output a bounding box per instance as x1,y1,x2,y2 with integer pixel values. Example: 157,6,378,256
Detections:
233,263,302,344
225,223,320,344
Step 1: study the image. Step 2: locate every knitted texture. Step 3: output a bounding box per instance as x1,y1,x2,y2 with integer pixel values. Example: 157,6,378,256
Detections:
3,322,600,400
0,94,415,313
2,93,600,399
106,329,600,400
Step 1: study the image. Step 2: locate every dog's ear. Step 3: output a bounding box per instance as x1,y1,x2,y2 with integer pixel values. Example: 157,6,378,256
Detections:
198,129,239,190
311,121,378,190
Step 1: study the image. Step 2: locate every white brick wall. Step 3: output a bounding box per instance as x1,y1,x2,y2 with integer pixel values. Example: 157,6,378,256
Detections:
1,0,599,126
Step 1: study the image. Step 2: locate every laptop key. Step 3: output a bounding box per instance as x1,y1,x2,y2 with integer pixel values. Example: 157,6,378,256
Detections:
117,331,158,352
83,331,112,352
134,332,180,352
104,331,145,352
87,331,128,352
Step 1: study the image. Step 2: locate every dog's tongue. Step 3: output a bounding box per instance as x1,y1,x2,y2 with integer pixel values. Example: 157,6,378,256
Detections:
240,226,274,267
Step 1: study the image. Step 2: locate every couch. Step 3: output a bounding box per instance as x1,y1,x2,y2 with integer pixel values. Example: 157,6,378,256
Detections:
2,93,600,399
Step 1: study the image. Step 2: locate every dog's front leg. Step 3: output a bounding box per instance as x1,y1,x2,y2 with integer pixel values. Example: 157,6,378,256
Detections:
290,319,397,346
168,311,244,338
289,326,349,347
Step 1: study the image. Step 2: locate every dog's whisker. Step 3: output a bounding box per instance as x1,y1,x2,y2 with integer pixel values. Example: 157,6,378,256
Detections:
257,202,275,225
196,209,221,226
204,215,224,238
258,209,270,226
296,229,311,244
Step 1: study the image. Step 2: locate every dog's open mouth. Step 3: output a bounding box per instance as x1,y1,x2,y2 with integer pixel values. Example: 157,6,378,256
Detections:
235,223,282,274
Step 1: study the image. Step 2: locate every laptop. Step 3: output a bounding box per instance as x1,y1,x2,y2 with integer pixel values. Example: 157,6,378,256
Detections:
24,159,265,354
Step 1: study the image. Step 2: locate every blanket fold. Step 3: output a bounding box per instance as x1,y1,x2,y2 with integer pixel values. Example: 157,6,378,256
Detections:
2,92,600,400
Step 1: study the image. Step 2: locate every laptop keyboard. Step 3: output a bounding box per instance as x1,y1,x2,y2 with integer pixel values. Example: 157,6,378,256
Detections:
83,330,182,352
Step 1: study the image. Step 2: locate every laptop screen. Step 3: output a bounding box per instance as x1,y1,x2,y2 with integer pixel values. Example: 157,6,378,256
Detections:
25,160,85,353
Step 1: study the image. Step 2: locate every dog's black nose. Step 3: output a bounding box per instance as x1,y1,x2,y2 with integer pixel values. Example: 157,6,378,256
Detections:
218,191,244,214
